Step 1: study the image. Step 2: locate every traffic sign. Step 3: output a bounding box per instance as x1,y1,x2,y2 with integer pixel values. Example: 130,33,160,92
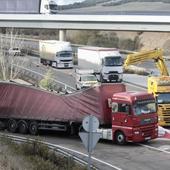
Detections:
79,132,102,152
82,115,99,132
80,115,101,170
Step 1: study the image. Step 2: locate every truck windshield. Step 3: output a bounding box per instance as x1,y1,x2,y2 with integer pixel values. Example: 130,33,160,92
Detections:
157,93,170,104
133,100,156,116
81,75,97,81
104,56,122,66
58,52,72,58
49,4,58,10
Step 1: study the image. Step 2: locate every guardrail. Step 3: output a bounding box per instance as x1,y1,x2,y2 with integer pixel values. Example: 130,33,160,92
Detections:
13,64,77,93
0,133,97,170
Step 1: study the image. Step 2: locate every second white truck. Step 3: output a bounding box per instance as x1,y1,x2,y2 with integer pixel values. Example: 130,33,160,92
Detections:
39,40,73,68
77,46,123,83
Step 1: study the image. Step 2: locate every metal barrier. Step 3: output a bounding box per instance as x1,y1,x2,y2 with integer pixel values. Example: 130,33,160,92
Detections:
0,132,97,169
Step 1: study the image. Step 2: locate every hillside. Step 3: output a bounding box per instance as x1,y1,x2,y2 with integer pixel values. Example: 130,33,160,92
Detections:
114,31,170,55
63,1,170,55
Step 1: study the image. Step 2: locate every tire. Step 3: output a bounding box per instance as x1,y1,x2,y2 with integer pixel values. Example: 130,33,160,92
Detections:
118,79,123,83
18,120,28,134
115,131,126,145
40,59,43,64
7,119,18,133
29,121,38,135
0,121,6,130
100,74,104,83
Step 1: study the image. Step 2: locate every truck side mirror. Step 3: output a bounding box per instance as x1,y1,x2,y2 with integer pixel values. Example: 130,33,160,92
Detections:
111,102,118,113
125,105,131,115
108,98,112,108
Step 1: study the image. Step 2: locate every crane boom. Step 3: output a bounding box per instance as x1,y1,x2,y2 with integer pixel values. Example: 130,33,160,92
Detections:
123,48,169,76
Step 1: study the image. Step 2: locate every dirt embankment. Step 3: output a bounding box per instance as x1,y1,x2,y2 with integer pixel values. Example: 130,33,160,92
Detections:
115,31,170,55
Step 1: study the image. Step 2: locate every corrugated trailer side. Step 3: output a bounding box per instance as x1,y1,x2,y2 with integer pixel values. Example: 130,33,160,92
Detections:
0,0,40,14
0,82,126,134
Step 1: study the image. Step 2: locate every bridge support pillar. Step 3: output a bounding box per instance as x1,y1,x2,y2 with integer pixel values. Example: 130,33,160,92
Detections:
59,30,66,41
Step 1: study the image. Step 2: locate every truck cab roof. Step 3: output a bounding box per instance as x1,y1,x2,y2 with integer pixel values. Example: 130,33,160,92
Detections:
112,91,154,103
78,46,119,51
75,69,94,75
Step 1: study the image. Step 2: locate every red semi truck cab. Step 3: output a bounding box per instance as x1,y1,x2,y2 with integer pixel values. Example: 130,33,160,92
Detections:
109,91,158,144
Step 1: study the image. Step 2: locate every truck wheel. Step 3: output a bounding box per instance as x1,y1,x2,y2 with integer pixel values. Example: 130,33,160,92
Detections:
40,59,44,64
7,119,18,133
0,121,6,130
29,121,38,135
18,120,28,134
76,85,79,90
115,131,126,145
100,74,104,83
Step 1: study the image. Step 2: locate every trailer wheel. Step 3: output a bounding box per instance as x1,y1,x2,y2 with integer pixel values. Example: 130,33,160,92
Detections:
7,119,18,133
0,121,6,130
29,121,38,135
115,131,126,145
18,120,28,134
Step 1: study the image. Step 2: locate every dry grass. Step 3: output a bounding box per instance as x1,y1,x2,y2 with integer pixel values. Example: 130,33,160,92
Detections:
0,136,87,170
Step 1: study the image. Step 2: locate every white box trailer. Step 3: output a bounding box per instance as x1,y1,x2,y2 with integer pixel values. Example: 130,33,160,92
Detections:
77,46,123,82
39,40,73,68
0,0,58,14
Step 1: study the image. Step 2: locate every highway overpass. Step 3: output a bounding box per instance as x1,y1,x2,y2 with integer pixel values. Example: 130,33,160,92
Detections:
1,14,170,40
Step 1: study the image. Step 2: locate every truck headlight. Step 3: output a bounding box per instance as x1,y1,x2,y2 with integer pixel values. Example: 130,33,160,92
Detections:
134,131,140,135
158,117,164,122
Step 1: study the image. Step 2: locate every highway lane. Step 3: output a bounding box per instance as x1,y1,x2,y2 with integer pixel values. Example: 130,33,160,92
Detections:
22,55,148,92
59,1,170,16
59,10,170,15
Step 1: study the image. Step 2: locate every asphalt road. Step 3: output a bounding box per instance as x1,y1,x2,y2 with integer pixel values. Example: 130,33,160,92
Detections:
59,1,170,16
21,55,149,93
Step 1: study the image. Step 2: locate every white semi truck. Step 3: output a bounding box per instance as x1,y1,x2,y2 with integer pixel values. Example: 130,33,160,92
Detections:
39,40,73,68
0,0,58,14
77,46,123,83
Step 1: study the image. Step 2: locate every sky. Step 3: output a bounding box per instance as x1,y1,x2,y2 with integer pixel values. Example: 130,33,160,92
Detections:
55,0,85,5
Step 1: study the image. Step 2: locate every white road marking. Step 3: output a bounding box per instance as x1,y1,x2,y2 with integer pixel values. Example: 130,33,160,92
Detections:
46,142,123,170
139,143,170,154
158,145,170,151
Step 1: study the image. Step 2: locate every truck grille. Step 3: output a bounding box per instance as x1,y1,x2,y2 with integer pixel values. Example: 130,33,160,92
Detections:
141,125,155,137
159,107,170,123
163,117,170,123
60,60,72,62
108,71,118,74
160,108,170,116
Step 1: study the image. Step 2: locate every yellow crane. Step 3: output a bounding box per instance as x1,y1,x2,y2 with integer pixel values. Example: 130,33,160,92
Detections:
123,48,169,76
124,48,170,126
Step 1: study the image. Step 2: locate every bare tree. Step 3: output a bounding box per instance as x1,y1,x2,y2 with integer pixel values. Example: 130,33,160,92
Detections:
0,28,26,80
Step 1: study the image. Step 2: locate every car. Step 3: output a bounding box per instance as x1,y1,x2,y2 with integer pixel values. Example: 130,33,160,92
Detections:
8,47,21,56
75,69,99,90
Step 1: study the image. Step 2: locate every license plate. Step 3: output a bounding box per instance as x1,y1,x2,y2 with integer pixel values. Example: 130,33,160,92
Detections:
64,64,68,67
145,137,151,140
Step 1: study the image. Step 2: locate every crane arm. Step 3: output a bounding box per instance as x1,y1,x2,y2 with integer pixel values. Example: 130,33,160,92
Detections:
123,48,169,76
